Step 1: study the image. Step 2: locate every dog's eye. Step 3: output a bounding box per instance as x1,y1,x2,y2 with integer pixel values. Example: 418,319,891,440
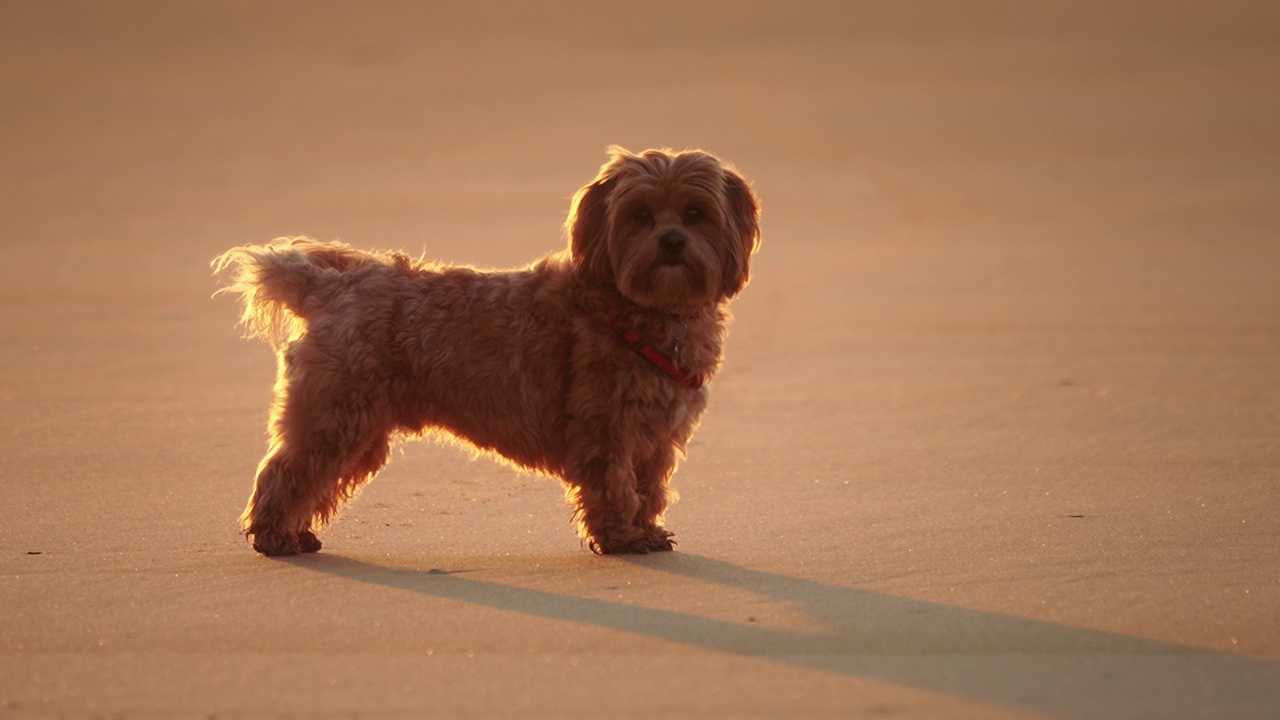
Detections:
633,208,653,224
683,207,704,225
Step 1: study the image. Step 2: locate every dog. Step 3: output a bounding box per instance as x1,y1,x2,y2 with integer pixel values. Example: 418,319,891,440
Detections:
214,147,761,556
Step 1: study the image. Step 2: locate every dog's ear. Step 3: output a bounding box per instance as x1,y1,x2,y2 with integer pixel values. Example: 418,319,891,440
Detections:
566,169,618,283
720,166,762,298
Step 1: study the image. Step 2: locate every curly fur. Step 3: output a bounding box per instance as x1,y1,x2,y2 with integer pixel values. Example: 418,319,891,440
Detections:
214,147,760,556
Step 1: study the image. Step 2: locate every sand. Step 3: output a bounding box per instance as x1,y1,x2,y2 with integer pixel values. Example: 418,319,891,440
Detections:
2,1,1278,717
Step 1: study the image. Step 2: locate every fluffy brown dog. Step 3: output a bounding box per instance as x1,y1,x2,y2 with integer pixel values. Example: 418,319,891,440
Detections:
214,147,760,556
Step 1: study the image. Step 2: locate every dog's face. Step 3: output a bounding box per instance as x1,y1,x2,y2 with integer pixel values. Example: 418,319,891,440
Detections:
568,147,761,314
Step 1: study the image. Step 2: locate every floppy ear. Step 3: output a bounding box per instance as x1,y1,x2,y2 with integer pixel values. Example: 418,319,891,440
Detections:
720,166,762,298
566,172,617,283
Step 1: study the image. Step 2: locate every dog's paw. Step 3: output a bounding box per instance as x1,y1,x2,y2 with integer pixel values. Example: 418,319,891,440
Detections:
251,533,298,556
250,530,320,557
592,539,649,555
297,530,323,553
590,530,675,555
642,527,676,553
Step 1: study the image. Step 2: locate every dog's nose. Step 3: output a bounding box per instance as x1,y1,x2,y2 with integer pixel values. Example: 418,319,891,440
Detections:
660,232,687,254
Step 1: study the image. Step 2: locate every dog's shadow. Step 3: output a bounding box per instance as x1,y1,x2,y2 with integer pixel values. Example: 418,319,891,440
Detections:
289,552,1278,719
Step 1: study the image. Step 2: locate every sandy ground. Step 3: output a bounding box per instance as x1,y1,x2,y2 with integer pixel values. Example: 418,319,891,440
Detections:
2,1,1279,718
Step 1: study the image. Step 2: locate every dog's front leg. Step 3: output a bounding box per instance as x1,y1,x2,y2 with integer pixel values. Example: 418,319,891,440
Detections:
563,437,653,554
632,445,679,552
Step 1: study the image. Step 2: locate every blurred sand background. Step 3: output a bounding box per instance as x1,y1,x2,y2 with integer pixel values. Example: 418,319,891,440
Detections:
2,1,1278,717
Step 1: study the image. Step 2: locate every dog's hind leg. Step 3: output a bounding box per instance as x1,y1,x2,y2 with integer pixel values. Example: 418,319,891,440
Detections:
309,432,394,532
242,445,334,556
241,342,391,556
242,428,390,556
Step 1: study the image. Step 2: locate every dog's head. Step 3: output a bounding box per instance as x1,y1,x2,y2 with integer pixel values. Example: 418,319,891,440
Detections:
567,147,761,313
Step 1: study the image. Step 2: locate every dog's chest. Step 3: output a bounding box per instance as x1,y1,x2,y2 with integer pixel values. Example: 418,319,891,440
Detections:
626,336,712,436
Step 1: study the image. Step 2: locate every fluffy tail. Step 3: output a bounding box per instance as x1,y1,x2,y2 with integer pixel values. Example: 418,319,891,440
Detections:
212,237,385,349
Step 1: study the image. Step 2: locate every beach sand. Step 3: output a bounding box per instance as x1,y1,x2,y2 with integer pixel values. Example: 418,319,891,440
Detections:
2,1,1278,717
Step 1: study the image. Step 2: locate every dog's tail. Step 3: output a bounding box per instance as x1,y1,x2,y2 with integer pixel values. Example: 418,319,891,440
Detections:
212,237,385,349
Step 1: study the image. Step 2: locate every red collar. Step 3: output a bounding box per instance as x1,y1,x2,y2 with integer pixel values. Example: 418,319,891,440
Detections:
608,319,704,390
